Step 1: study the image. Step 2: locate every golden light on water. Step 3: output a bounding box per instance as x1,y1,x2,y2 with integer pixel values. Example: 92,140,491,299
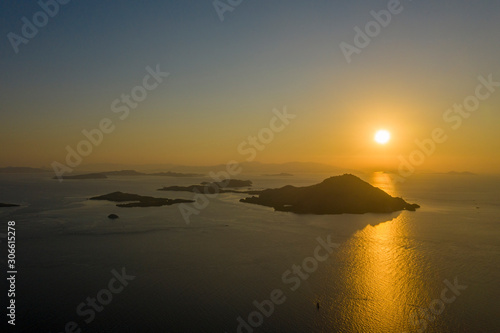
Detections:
335,214,422,332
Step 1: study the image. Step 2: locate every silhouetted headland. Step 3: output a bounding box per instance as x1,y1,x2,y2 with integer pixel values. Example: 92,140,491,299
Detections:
240,174,420,214
89,192,194,208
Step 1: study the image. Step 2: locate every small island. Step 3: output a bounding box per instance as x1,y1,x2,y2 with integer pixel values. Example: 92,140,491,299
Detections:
263,173,294,177
240,174,420,214
89,192,194,208
0,203,20,207
158,179,260,194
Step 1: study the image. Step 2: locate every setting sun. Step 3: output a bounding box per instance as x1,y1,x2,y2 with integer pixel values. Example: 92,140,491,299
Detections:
374,130,391,144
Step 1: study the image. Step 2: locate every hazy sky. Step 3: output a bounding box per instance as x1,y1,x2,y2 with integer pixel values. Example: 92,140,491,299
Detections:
1,0,499,173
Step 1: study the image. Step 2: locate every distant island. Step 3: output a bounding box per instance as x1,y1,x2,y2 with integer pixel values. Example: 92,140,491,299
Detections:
0,167,49,173
149,171,204,177
0,203,20,207
103,170,203,177
446,171,476,176
89,192,194,208
240,174,420,214
101,170,145,176
262,173,294,177
53,170,203,180
158,179,260,194
55,173,108,180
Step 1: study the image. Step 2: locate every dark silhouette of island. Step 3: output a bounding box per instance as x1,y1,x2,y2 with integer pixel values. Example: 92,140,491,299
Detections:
53,170,203,180
150,171,204,177
89,191,194,208
0,167,49,173
263,173,294,177
102,170,203,177
158,179,261,194
446,171,476,176
102,170,145,176
54,173,108,180
108,214,119,219
240,174,420,214
0,203,20,207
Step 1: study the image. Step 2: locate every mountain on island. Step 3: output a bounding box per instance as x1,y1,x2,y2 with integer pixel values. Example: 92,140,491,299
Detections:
240,174,420,214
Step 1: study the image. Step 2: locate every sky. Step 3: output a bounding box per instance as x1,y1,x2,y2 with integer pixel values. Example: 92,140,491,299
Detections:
1,0,499,173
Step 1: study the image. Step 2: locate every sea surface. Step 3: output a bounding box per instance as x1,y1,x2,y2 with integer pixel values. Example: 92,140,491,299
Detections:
0,172,499,332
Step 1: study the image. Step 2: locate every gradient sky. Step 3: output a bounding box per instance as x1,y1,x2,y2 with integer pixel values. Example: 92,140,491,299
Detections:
1,0,499,172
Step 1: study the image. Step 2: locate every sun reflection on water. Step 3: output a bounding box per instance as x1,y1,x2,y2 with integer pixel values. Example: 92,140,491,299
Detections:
331,214,423,332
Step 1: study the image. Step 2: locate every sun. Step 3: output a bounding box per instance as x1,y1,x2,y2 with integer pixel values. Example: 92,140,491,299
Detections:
374,129,391,144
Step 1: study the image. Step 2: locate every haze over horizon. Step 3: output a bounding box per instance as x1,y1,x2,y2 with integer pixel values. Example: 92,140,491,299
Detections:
1,0,500,173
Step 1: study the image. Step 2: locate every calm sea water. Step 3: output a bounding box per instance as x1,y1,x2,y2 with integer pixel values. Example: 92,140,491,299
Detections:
0,172,499,332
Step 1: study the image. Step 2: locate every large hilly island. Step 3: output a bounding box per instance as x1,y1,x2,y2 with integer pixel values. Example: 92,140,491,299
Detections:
240,174,420,214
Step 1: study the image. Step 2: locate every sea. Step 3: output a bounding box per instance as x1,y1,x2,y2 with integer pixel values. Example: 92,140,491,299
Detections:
0,172,499,332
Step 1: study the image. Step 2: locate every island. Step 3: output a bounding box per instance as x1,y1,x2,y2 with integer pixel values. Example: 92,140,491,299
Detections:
54,173,108,180
0,203,20,207
89,192,194,208
158,179,260,194
102,170,145,176
150,171,204,177
262,173,294,177
240,174,420,214
0,167,49,173
446,171,476,176
53,170,203,180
